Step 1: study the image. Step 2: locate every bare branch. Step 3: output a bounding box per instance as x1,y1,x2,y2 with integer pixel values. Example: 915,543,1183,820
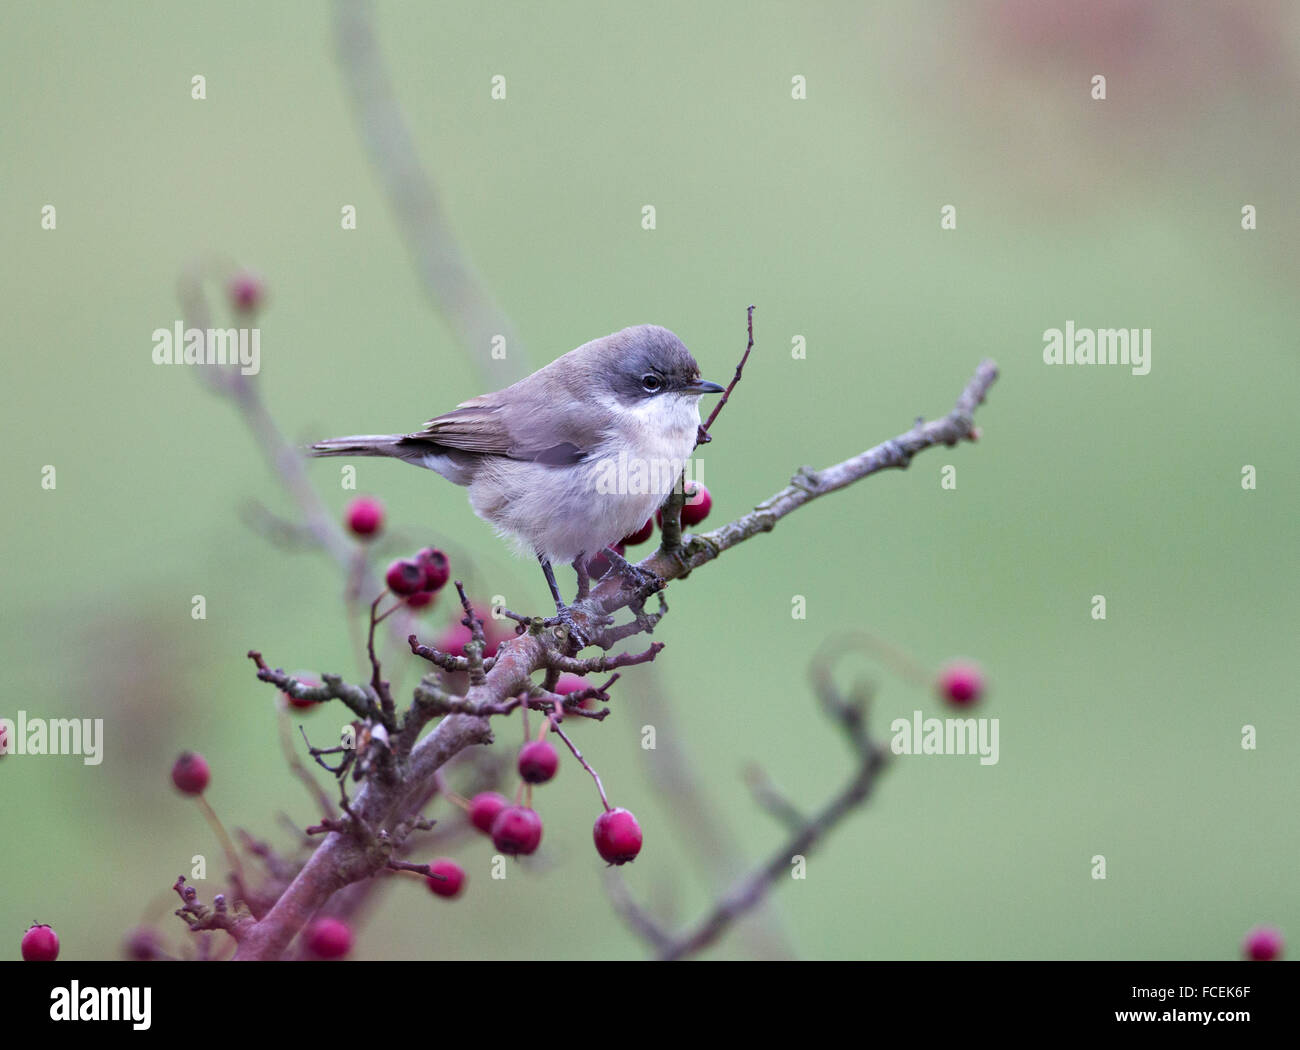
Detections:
332,0,527,384
609,667,890,961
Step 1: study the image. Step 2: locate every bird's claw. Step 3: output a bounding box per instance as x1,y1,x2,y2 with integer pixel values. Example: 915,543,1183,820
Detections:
545,606,591,652
602,547,665,600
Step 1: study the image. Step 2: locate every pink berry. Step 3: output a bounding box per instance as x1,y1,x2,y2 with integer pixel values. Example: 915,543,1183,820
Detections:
345,497,384,538
937,662,985,707
437,609,507,658
426,859,466,899
227,269,265,313
171,751,210,795
415,548,450,592
124,926,160,961
1243,926,1284,961
680,482,712,526
491,806,543,856
593,808,643,865
555,674,590,695
621,519,654,546
305,917,352,959
21,924,59,962
468,791,509,834
386,559,426,596
517,740,559,784
555,673,594,711
586,544,625,580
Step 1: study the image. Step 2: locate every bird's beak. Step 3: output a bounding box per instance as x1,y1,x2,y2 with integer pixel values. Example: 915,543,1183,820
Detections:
684,378,725,395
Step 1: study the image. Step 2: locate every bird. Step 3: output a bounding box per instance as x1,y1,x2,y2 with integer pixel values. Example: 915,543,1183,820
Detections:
309,324,723,644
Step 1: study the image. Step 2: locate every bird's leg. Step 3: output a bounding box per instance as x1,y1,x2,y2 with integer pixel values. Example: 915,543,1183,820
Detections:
600,546,665,600
539,555,565,611
539,555,591,651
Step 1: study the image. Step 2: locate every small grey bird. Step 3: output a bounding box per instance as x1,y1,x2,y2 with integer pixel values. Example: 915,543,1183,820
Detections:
310,324,723,636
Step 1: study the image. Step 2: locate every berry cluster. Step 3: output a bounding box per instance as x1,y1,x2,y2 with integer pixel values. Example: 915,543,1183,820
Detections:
385,546,451,610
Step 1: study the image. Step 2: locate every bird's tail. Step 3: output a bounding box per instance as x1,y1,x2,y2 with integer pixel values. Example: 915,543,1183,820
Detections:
308,434,410,459
307,433,476,485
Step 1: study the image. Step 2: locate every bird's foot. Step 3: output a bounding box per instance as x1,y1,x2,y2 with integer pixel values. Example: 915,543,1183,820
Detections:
600,546,665,601
544,605,592,652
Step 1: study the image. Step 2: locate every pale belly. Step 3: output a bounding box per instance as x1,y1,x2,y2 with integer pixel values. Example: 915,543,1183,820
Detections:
468,403,700,563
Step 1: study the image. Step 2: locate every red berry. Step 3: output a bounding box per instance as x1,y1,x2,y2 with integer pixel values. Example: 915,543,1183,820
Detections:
304,917,352,959
1243,926,1284,961
491,806,543,856
468,791,509,834
21,924,59,962
171,751,210,795
586,544,625,580
656,484,711,528
415,548,450,592
345,497,384,538
937,662,985,707
386,559,426,596
283,674,320,710
621,519,654,546
404,590,437,611
680,482,712,526
517,740,559,784
593,808,642,865
227,269,265,313
426,859,466,899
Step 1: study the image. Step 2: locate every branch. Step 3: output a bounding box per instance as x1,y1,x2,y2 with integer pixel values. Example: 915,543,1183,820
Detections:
248,651,382,724
332,0,528,383
608,652,889,961
641,358,998,584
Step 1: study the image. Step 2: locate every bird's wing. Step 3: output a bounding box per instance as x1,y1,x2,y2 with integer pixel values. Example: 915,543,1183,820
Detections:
409,389,593,466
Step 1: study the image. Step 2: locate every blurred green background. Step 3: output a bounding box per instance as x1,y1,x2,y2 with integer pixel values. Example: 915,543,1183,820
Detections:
2,0,1296,960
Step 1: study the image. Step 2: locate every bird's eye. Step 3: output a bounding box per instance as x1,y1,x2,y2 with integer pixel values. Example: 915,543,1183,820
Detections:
641,374,663,393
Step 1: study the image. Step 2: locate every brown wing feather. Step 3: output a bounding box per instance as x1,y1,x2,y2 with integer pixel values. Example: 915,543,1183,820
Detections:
415,401,514,455
408,389,591,465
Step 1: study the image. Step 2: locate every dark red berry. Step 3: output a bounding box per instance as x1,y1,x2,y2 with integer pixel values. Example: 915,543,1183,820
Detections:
404,590,437,611
283,675,320,710
593,807,642,865
468,791,509,834
345,497,384,538
586,544,625,580
621,519,654,546
21,924,59,962
680,482,712,526
385,559,426,596
491,806,543,856
426,859,466,899
304,917,352,959
171,751,210,795
517,740,559,784
415,548,450,592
